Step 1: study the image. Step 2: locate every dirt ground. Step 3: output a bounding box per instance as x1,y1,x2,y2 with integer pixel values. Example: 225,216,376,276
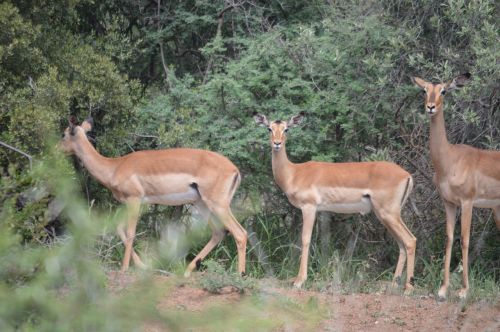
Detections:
107,272,500,331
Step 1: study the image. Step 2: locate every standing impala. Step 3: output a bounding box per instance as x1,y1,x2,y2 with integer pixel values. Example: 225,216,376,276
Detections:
59,117,247,276
413,73,500,300
254,113,416,290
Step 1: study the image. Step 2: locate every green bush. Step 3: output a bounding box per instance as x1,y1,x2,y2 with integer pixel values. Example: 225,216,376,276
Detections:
1,0,498,303
199,259,256,294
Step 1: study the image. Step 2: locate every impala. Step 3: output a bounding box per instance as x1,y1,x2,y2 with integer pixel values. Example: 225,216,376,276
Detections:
413,73,500,300
254,113,416,290
59,117,247,276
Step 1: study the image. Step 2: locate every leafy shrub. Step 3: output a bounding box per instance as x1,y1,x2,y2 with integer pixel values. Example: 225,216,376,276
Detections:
200,259,256,294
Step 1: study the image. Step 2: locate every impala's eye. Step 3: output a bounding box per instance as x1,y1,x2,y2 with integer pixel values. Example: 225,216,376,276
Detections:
441,89,446,95
267,127,272,132
284,128,289,133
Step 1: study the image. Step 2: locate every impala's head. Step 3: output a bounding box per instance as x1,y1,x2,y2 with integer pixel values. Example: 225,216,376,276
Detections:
253,112,304,151
412,73,471,116
59,116,94,154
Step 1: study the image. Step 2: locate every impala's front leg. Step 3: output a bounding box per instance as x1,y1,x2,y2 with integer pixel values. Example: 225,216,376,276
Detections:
121,199,141,272
294,205,317,288
438,201,457,300
458,200,473,299
117,222,146,269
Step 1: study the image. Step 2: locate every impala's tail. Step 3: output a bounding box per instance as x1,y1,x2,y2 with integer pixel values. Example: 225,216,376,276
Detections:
401,176,413,207
228,171,241,202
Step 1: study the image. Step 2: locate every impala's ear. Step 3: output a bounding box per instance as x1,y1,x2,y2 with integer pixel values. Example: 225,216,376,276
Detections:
81,117,94,133
445,73,471,91
412,77,428,90
287,112,305,127
253,112,269,127
68,115,78,126
68,115,79,135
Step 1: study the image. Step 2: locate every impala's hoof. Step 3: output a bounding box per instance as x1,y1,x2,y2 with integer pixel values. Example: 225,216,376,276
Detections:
292,279,304,289
437,294,447,302
458,288,468,299
403,284,414,296
391,276,402,288
437,286,447,301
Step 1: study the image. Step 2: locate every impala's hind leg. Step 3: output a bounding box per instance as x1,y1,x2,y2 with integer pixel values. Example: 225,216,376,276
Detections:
384,225,407,288
398,215,417,291
381,176,416,290
184,202,226,277
196,174,247,276
387,218,416,291
229,209,247,275
208,204,247,275
373,203,416,292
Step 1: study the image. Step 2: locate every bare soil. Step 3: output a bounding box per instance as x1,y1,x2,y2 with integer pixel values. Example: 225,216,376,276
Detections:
107,272,500,331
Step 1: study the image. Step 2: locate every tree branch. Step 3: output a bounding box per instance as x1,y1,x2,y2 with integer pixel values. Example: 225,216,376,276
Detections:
0,140,33,170
157,0,170,90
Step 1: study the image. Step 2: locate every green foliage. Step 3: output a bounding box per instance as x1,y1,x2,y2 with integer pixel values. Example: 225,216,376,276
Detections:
466,266,500,304
1,0,498,306
199,259,255,294
0,3,44,90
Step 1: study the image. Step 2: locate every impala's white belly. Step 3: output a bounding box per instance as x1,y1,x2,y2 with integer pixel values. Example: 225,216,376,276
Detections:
317,186,372,215
139,173,199,205
319,198,372,214
474,175,500,208
142,187,199,205
473,198,500,209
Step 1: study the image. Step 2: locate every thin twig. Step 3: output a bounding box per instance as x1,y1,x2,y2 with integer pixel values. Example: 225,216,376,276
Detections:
0,140,33,170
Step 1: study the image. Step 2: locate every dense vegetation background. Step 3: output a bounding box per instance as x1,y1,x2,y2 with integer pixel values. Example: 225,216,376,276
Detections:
0,0,498,328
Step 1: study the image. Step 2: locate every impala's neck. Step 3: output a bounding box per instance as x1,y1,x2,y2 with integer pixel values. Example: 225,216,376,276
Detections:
429,108,452,174
72,132,117,187
271,144,294,192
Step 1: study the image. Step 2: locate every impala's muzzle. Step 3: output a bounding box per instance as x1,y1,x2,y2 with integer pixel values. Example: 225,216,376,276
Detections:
273,142,282,151
57,139,71,155
426,104,436,115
